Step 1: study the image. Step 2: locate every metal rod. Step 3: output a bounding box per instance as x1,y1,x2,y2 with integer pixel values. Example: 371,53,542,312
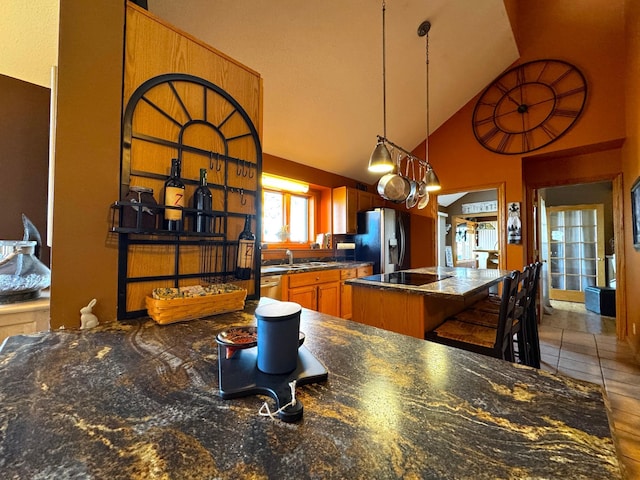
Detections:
376,135,431,168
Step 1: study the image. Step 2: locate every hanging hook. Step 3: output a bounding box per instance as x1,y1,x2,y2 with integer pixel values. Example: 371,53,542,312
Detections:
216,152,222,171
237,159,243,176
240,188,247,205
209,151,214,170
243,161,249,177
248,162,254,178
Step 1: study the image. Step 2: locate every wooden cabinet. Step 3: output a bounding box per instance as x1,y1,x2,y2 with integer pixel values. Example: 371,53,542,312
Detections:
357,265,373,277
340,268,358,319
332,187,384,234
284,269,341,316
340,265,373,319
285,265,373,319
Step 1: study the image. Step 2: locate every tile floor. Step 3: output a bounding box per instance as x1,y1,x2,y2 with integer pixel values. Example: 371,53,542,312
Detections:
539,300,640,479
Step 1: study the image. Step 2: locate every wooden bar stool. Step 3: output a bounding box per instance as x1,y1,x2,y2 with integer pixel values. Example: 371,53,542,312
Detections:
451,263,540,367
425,271,520,362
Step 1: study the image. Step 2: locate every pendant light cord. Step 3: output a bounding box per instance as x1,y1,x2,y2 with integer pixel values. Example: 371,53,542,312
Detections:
424,25,430,164
382,1,387,140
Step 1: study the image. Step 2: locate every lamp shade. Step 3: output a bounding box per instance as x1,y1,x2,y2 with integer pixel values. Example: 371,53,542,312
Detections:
425,166,441,192
368,141,394,173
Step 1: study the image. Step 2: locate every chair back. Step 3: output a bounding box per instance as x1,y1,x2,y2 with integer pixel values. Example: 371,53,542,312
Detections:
495,270,520,361
525,262,543,367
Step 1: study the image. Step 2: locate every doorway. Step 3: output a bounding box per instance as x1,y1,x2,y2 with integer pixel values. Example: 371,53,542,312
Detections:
547,203,606,302
536,182,614,310
437,187,504,269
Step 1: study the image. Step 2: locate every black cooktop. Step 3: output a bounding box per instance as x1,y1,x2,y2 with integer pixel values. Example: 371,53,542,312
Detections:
360,272,452,286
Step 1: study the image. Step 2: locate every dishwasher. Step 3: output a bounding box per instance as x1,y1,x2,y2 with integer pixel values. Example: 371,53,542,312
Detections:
260,274,282,300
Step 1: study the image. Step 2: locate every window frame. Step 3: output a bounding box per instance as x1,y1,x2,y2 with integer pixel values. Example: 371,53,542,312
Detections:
262,186,318,247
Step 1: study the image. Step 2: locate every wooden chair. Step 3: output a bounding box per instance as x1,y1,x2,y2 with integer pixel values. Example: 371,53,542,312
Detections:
459,263,541,367
426,271,520,362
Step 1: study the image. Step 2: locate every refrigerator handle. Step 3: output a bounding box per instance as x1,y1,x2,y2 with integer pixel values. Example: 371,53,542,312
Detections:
398,215,406,267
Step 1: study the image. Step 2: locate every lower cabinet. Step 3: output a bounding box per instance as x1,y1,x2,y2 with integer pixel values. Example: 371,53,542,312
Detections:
284,269,341,317
284,265,373,319
341,265,373,320
340,268,357,320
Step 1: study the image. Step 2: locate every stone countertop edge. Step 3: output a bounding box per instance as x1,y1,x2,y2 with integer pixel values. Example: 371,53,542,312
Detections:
346,266,514,297
0,300,620,479
261,260,373,275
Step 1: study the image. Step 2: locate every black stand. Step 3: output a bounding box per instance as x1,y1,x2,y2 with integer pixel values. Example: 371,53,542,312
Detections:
218,345,328,422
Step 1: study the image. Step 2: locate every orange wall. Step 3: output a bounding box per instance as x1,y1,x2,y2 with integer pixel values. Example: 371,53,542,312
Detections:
622,0,640,352
427,0,626,274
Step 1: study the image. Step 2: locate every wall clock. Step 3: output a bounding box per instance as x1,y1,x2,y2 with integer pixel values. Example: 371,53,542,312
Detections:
472,59,587,155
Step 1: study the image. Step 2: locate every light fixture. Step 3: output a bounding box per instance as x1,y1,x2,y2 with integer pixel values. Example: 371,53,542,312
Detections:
367,1,394,174
425,165,441,192
368,3,442,200
419,20,441,193
262,173,309,193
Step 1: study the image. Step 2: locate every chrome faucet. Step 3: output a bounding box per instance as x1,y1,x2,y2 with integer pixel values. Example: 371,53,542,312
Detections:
285,249,294,265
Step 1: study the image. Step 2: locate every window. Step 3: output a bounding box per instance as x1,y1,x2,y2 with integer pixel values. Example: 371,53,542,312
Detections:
262,174,314,244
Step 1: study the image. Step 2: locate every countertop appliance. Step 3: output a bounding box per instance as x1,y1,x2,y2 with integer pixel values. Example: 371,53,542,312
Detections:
355,208,409,274
359,272,451,286
260,274,282,300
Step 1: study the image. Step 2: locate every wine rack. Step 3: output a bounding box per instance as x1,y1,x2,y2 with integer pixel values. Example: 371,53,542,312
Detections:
115,73,262,319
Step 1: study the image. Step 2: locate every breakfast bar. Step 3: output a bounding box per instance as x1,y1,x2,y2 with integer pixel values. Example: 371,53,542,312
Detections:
348,266,512,338
0,300,620,479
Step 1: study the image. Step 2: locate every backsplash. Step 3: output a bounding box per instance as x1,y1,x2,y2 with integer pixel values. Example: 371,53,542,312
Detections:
260,235,355,265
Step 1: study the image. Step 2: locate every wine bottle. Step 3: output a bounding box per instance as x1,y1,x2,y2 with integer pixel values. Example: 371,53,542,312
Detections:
236,215,256,280
163,158,185,231
193,168,213,233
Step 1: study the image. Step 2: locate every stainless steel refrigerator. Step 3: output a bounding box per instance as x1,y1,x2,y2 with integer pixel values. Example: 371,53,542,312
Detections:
355,208,410,274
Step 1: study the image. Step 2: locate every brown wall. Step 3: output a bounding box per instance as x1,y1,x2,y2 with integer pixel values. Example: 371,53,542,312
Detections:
50,0,125,328
0,74,51,266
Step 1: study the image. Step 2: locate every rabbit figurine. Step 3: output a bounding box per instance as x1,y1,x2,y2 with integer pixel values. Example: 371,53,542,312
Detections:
80,299,99,329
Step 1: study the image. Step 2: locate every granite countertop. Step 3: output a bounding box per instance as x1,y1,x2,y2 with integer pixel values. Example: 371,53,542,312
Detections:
0,300,620,479
261,260,372,275
347,266,513,298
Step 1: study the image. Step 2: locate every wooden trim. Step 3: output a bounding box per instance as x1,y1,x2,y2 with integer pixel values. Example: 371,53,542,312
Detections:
612,174,626,340
526,172,627,341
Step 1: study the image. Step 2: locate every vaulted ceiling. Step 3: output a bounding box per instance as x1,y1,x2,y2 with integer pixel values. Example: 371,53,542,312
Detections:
149,0,519,185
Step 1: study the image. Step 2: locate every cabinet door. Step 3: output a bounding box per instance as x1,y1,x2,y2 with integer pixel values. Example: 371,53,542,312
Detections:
340,267,357,319
333,186,358,234
357,190,375,213
318,282,340,317
340,282,352,319
288,285,317,311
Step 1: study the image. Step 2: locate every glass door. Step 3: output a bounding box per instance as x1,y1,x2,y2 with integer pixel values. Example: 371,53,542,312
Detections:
547,204,605,302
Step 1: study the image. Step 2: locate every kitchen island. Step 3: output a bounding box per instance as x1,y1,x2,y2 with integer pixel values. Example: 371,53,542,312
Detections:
347,266,512,338
0,300,619,479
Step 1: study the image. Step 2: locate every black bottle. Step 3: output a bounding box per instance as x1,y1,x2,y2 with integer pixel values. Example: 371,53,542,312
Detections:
163,158,185,231
236,215,256,280
193,168,213,233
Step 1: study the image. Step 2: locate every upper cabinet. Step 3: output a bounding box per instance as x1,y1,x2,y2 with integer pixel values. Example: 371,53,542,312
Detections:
332,186,384,234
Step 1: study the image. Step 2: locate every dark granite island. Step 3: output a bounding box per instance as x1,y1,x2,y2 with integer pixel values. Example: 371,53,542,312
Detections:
0,300,620,479
348,266,513,338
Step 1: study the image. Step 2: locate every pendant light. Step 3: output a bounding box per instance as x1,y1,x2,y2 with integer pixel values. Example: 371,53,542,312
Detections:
368,1,394,173
419,20,441,192
369,4,442,201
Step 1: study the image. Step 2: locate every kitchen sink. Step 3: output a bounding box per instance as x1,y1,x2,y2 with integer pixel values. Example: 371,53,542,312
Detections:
261,262,336,274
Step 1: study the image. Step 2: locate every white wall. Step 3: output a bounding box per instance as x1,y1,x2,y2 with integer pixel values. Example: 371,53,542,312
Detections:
0,0,59,87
